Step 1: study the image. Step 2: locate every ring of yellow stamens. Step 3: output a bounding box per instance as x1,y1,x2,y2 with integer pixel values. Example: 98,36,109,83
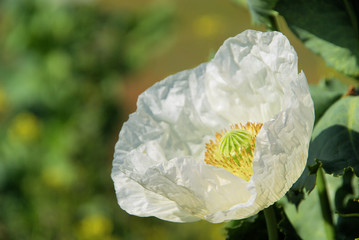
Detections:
204,122,263,181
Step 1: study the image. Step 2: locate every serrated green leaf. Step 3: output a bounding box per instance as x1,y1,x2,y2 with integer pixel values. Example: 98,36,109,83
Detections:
308,160,321,175
285,188,306,207
287,156,319,206
310,96,359,176
275,0,359,76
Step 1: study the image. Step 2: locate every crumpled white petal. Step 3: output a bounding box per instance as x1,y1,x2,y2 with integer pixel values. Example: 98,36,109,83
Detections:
112,30,314,223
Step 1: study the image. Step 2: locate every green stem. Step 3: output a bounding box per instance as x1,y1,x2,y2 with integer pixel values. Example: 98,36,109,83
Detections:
316,167,336,240
267,14,280,32
263,205,278,240
342,0,359,38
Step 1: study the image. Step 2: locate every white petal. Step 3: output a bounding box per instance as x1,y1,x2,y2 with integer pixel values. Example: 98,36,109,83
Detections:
113,64,232,222
248,72,314,215
112,168,201,222
112,30,314,223
203,73,314,223
205,30,298,123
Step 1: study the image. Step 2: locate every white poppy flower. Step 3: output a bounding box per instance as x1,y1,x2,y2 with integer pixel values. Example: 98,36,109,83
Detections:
112,30,314,223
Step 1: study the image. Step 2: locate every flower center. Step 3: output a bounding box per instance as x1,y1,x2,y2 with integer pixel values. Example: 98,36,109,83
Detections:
204,122,262,181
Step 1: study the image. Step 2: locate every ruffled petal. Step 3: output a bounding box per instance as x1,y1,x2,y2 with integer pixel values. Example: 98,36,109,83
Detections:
203,72,314,223
112,168,201,222
205,30,298,123
112,30,314,223
113,63,234,222
246,71,314,216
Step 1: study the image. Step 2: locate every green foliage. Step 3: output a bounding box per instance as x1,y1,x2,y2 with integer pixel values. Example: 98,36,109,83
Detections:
309,78,348,124
124,5,174,69
275,0,359,77
287,80,348,205
310,96,359,176
285,170,359,239
225,214,268,240
0,0,173,239
288,94,359,237
242,0,359,77
225,205,301,240
281,174,342,240
231,1,359,238
1,0,358,238
335,170,359,239
233,0,278,29
276,207,302,240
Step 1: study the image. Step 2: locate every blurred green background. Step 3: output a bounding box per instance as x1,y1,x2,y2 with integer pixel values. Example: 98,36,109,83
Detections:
0,0,352,239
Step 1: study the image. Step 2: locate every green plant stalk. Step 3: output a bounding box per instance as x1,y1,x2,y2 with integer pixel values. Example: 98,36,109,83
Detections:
316,167,336,240
268,14,280,32
263,205,278,240
342,0,359,38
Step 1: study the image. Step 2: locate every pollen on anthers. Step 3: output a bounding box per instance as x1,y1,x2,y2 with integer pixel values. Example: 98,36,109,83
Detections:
204,122,263,181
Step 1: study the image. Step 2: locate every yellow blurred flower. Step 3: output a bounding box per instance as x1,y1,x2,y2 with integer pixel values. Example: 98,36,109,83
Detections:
9,112,41,142
41,163,75,189
192,15,222,38
76,214,114,240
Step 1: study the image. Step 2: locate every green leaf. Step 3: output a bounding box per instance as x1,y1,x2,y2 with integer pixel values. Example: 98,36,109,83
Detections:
280,174,342,240
225,214,267,240
287,157,320,206
225,205,301,240
277,206,302,240
310,96,359,176
335,170,359,239
245,0,278,27
289,93,357,205
275,0,359,77
309,79,348,124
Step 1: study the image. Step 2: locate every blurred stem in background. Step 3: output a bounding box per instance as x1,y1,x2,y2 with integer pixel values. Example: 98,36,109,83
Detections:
267,14,279,32
263,206,278,240
316,167,336,240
